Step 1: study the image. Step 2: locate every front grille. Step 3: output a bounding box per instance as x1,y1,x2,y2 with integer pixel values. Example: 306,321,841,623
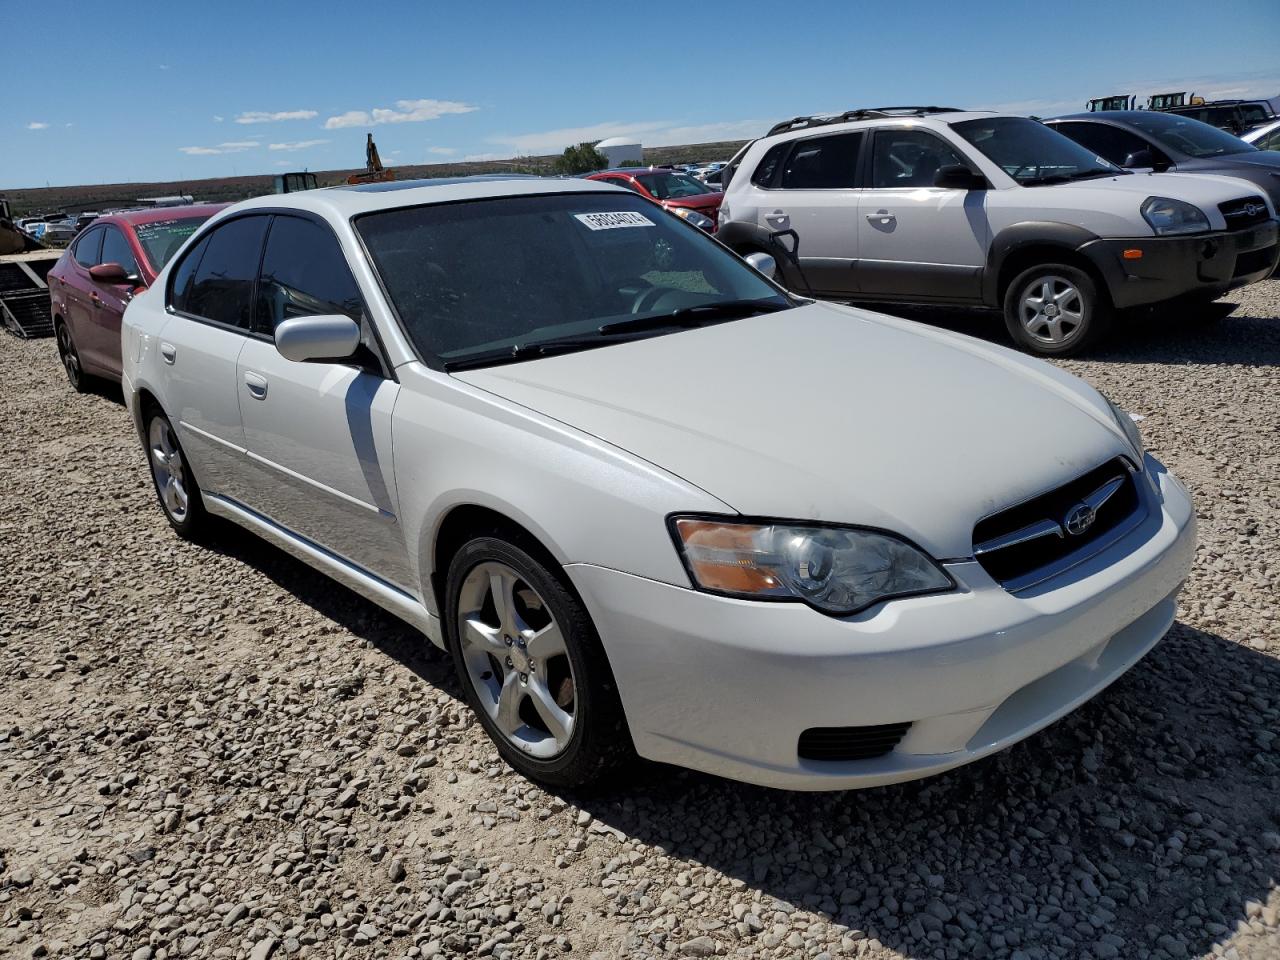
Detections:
1219,196,1271,229
1234,245,1276,278
798,722,911,762
973,458,1140,590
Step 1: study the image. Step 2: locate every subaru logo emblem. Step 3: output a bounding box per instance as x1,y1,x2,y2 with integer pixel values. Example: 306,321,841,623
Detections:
1064,503,1096,536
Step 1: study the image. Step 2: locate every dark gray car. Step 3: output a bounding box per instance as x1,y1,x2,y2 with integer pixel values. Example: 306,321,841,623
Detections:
1047,111,1280,223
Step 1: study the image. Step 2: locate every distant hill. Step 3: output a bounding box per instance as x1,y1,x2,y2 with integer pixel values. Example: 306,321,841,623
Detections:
0,141,750,217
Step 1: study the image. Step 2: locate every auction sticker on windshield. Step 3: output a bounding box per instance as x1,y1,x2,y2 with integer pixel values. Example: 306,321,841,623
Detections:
574,211,655,230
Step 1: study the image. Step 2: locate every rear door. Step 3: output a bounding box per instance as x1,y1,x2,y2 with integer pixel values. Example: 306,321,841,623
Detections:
753,131,864,295
161,214,270,499
235,213,410,590
63,227,103,367
89,225,143,379
855,127,989,301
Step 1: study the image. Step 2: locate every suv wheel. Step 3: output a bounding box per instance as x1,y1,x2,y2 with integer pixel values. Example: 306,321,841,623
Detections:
444,534,633,788
55,321,87,393
1003,264,1110,357
145,409,208,538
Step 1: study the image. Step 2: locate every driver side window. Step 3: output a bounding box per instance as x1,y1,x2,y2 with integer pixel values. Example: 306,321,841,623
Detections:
254,215,364,336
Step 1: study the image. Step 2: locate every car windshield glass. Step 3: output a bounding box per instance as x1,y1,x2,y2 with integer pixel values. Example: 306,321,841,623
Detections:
952,116,1121,184
134,216,214,272
1124,112,1257,158
634,172,716,200
356,192,788,368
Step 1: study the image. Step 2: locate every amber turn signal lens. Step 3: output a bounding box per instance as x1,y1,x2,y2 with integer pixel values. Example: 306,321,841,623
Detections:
1122,249,1143,260
673,519,779,594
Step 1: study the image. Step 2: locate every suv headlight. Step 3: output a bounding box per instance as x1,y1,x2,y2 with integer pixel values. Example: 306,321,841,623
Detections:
1141,196,1210,236
1103,396,1145,460
670,517,953,616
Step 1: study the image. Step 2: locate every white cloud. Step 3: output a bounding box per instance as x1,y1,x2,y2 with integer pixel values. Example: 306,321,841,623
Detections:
489,118,765,155
268,139,329,152
235,109,318,125
159,64,171,70
26,121,49,130
461,152,506,162
178,140,258,156
324,98,476,129
213,115,225,122
427,146,457,155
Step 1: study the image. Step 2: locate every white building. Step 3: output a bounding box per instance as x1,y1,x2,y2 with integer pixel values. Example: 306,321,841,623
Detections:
596,137,643,167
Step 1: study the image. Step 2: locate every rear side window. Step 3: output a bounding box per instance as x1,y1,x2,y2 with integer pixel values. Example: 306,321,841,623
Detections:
1055,122,1155,165
99,226,140,278
871,129,967,188
751,143,789,187
73,228,103,268
181,216,270,330
780,133,863,189
255,216,363,335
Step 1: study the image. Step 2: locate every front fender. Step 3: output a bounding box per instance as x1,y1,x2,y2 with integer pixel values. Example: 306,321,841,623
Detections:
984,221,1099,305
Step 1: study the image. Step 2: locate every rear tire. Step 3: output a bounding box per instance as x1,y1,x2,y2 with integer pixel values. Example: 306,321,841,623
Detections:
444,533,634,789
143,408,208,540
55,321,88,393
1002,263,1110,357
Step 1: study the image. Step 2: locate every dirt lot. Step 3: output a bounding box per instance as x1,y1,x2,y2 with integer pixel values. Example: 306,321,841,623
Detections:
1,286,1278,960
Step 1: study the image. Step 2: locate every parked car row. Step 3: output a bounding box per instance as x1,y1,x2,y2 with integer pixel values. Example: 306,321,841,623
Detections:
584,166,722,231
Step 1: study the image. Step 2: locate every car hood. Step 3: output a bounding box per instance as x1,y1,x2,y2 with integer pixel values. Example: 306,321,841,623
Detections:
453,302,1132,559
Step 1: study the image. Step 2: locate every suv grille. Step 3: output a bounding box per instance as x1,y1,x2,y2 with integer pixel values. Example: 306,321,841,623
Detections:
1219,196,1271,229
973,458,1141,590
798,722,911,762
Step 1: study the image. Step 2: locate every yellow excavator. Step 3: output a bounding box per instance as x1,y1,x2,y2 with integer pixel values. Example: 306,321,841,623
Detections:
346,133,397,185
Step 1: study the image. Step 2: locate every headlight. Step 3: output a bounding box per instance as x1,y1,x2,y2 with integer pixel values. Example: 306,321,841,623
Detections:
1103,396,1145,460
670,517,953,616
1141,196,1210,236
670,207,714,231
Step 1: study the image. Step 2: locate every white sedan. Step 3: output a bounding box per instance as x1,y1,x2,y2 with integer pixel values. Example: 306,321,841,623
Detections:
120,177,1195,790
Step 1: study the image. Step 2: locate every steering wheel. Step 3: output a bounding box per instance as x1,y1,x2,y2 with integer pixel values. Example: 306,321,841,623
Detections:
615,276,666,315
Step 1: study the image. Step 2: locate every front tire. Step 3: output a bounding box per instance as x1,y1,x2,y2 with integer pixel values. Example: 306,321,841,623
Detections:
55,321,88,393
1003,264,1110,357
444,534,633,788
144,409,207,539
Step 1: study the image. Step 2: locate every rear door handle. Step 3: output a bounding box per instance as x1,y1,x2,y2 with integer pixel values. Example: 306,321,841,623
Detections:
244,372,268,399
866,210,896,224
159,342,176,364
765,209,789,222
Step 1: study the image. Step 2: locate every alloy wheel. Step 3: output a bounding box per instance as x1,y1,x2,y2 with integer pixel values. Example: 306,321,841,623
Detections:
148,417,190,522
1019,275,1086,345
56,325,80,389
456,561,577,758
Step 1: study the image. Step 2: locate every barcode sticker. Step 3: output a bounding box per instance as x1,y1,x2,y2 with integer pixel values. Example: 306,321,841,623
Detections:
573,211,655,231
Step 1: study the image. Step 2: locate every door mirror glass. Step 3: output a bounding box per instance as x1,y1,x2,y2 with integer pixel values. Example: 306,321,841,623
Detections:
744,251,777,279
1122,149,1155,169
89,262,130,283
933,164,986,190
274,314,361,363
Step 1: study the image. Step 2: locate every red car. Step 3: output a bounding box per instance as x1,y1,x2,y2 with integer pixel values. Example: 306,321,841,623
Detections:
50,204,227,389
586,167,722,231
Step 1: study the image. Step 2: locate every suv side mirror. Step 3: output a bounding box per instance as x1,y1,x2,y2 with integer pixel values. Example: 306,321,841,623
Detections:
275,314,361,363
744,251,777,279
934,165,987,190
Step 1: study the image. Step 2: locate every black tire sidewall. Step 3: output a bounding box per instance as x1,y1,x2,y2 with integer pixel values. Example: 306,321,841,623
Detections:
1003,263,1109,357
443,535,631,788
56,322,86,393
144,410,206,539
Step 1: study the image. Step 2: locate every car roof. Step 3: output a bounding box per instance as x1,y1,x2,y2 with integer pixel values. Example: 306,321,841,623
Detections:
589,167,683,177
98,204,231,227
221,175,625,220
752,110,1001,146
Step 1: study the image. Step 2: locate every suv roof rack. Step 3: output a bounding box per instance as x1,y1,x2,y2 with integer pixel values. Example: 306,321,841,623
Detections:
765,106,964,137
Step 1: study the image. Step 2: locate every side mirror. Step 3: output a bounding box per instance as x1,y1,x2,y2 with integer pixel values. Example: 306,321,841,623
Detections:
745,251,777,279
89,262,132,283
933,165,987,190
1123,149,1170,172
275,314,361,363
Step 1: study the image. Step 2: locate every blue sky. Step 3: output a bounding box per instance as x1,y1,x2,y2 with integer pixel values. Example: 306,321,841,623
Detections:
2,0,1278,189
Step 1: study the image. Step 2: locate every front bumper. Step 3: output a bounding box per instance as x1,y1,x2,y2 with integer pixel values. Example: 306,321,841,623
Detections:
568,458,1196,791
1080,219,1278,309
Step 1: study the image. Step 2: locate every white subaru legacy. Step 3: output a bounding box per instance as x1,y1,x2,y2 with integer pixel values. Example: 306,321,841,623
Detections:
120,177,1195,790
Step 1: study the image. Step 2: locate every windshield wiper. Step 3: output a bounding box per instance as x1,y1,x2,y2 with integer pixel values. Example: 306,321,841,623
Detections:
598,298,790,335
443,336,611,371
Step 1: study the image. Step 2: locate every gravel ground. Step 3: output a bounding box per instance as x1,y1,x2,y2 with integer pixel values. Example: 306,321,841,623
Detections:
1,283,1278,960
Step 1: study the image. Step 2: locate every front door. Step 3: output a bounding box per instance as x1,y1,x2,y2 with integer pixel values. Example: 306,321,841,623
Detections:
88,225,143,379
856,128,990,301
234,214,411,590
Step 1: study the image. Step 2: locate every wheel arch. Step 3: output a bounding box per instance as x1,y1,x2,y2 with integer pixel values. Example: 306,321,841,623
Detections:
986,222,1107,307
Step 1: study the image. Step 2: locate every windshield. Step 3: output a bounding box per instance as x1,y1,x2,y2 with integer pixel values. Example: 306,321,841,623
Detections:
357,192,788,368
635,171,716,200
1125,112,1257,158
134,216,213,272
952,116,1121,185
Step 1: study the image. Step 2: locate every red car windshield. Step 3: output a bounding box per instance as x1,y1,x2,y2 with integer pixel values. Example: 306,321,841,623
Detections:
134,216,213,273
635,172,716,200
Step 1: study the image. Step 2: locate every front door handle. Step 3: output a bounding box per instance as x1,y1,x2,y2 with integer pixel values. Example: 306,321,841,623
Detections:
866,210,896,225
244,372,268,399
765,209,789,223
90,292,103,306
159,342,176,364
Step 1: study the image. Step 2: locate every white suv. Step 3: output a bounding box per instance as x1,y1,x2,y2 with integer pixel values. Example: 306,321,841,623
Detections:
717,108,1279,355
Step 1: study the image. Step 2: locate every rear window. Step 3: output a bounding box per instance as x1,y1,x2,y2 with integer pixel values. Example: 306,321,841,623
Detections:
173,215,269,330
